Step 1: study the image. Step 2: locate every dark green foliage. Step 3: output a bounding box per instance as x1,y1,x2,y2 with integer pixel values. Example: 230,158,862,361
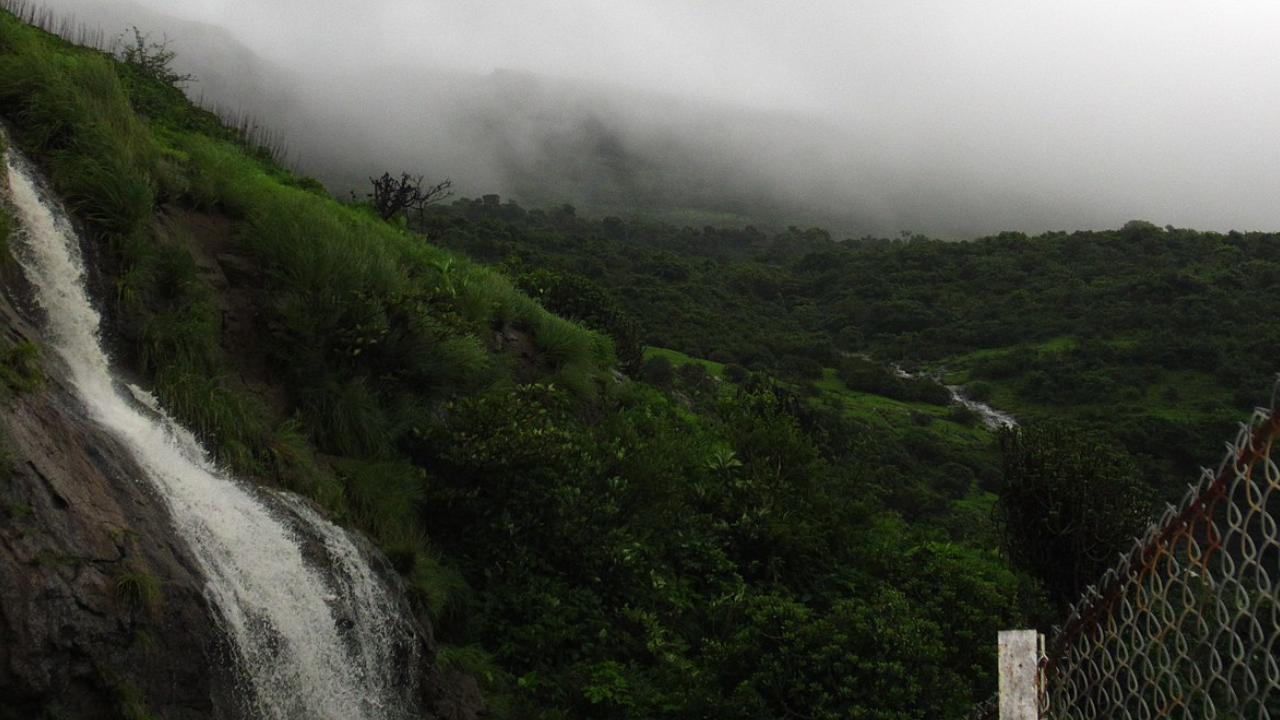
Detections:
115,682,159,720
517,269,645,375
639,354,673,385
405,371,1033,716
113,568,163,616
331,458,425,540
426,194,1271,494
703,590,966,719
995,424,1155,608
0,195,12,265
893,543,1051,694
0,339,42,392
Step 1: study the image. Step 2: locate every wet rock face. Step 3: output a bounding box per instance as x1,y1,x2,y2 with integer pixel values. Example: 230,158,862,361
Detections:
0,300,221,719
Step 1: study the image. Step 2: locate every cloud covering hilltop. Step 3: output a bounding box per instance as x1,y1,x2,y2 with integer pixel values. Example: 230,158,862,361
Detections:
44,0,1280,237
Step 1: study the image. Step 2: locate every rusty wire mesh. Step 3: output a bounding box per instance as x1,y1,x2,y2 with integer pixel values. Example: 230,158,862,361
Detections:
1038,382,1280,719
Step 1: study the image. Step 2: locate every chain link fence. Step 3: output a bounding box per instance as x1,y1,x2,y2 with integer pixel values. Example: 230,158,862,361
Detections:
1041,382,1280,718
970,381,1280,719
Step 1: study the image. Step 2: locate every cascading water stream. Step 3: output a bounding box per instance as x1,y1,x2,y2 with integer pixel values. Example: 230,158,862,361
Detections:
3,147,419,719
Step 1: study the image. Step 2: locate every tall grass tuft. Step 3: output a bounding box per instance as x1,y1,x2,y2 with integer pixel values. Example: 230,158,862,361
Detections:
153,366,271,473
52,151,155,240
0,339,42,392
208,104,291,167
0,47,159,241
178,134,259,213
299,377,393,459
265,417,323,487
453,270,542,332
244,190,405,299
138,305,218,377
531,314,596,369
493,284,543,329
407,546,470,623
113,568,163,616
378,318,498,401
0,51,92,151
331,458,425,541
453,267,501,328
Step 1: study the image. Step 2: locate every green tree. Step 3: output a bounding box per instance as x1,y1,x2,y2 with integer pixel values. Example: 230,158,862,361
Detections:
995,424,1154,609
703,590,966,719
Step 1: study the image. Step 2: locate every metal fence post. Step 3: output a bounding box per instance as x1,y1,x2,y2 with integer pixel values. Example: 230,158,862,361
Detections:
999,630,1043,719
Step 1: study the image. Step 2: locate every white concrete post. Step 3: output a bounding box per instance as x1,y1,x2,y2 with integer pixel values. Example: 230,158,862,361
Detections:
999,630,1043,719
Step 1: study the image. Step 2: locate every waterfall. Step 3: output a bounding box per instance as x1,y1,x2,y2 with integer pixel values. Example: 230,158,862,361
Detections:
886,359,1018,430
944,385,1017,430
3,147,420,719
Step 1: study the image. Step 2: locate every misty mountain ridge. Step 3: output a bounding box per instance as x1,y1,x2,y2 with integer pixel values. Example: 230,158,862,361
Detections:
25,0,1115,238
31,0,1278,238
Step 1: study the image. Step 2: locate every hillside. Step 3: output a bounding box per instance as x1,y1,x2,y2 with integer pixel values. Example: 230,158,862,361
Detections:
1,6,1273,719
421,204,1275,496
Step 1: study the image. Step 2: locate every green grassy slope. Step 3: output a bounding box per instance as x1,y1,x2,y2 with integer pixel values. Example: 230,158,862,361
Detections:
0,3,607,667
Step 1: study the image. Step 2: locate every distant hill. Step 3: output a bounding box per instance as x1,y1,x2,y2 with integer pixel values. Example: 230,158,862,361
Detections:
24,0,1104,237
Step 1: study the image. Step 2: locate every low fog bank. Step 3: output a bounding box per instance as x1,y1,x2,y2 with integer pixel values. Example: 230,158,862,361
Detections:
36,0,1280,238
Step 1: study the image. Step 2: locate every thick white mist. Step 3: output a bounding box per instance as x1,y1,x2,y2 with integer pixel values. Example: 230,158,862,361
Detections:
3,148,418,718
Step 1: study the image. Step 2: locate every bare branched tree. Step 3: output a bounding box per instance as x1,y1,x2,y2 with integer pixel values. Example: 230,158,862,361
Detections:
114,26,194,88
368,172,453,221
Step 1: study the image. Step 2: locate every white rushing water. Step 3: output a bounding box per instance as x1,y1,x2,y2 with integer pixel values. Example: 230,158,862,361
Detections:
945,384,1018,430
886,359,1017,430
4,148,418,719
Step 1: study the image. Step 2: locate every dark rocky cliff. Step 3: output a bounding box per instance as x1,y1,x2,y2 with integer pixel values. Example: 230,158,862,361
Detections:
0,270,226,718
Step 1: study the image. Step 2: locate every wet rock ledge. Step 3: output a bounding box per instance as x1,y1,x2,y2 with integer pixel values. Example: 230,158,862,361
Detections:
0,277,224,719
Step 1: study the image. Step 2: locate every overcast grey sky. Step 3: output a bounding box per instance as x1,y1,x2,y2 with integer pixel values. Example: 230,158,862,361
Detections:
43,0,1280,235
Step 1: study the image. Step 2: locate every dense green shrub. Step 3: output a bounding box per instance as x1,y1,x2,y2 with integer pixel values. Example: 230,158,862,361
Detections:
996,423,1155,608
